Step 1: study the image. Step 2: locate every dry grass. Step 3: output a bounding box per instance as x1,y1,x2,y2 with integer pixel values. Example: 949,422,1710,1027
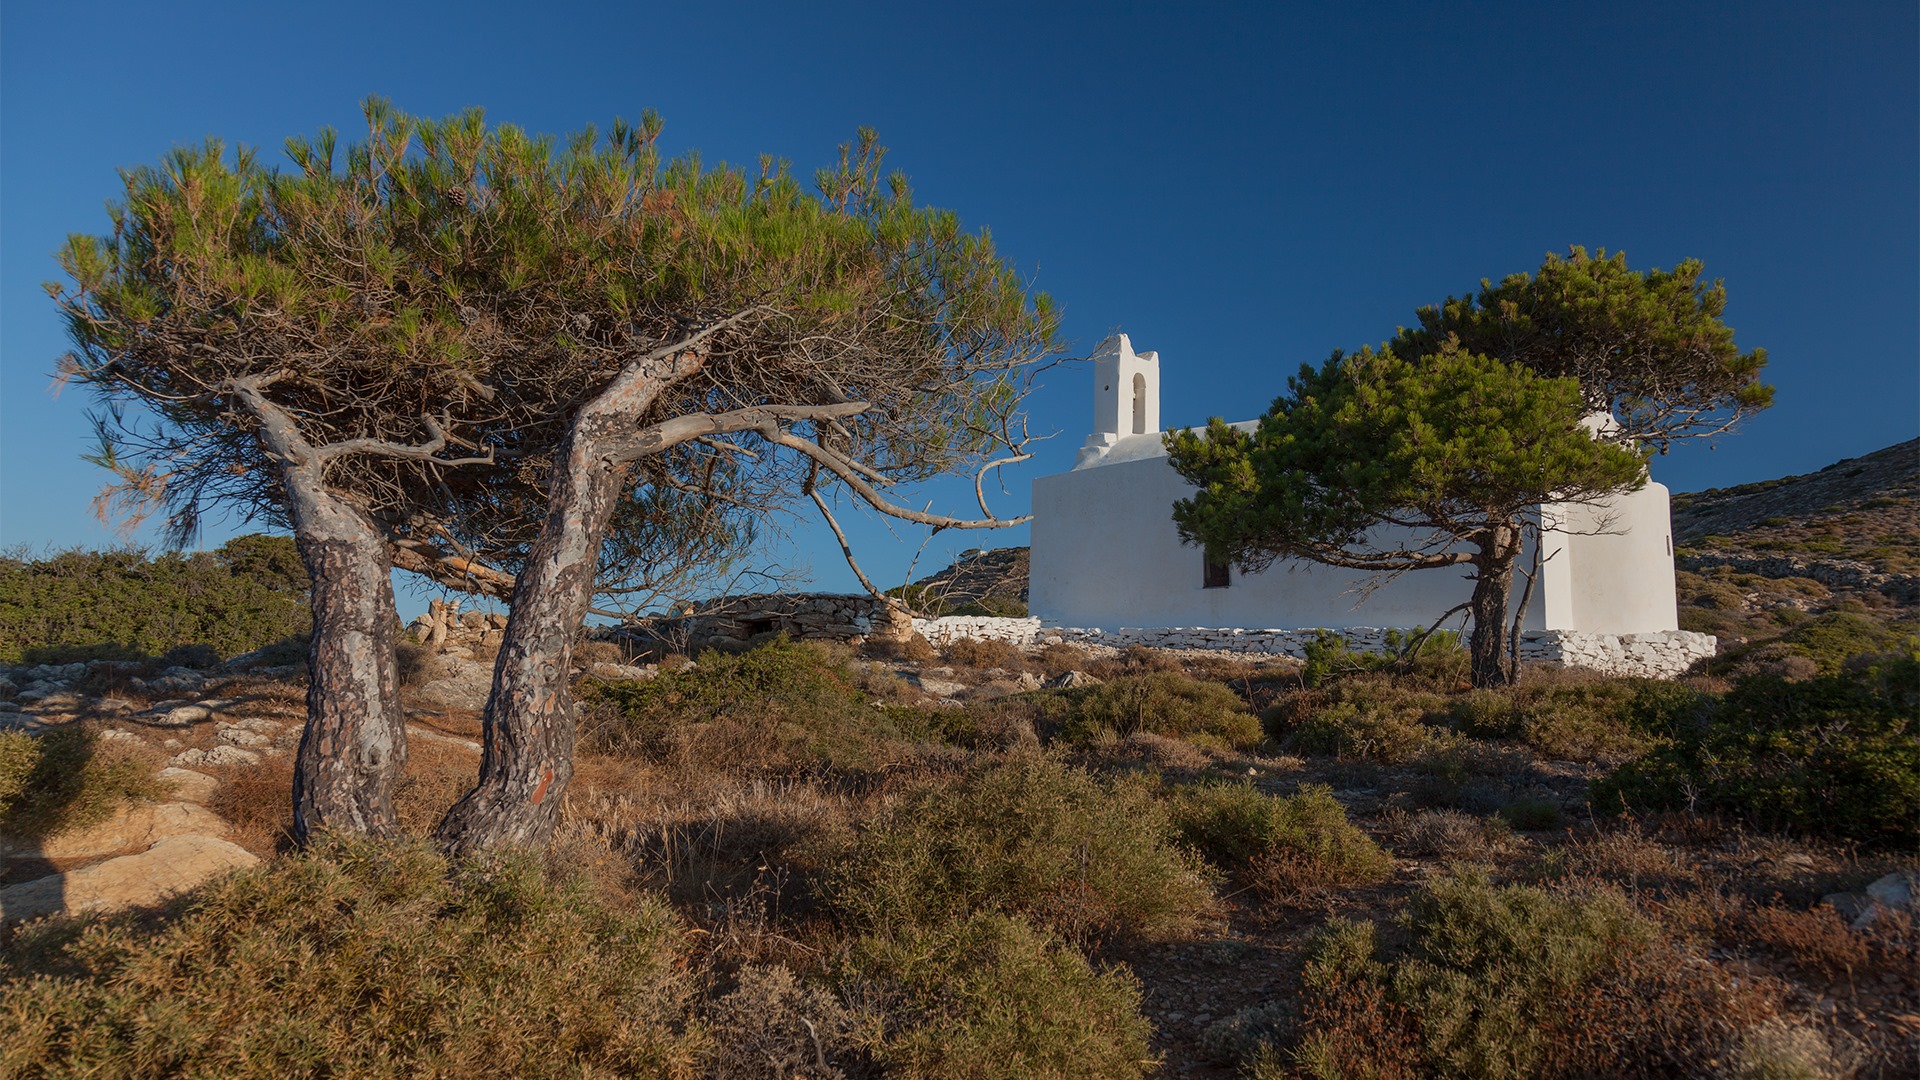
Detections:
942,636,1028,672
0,725,169,841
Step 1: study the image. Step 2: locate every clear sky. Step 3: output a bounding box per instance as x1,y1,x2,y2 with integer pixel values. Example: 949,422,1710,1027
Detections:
3,1,1915,608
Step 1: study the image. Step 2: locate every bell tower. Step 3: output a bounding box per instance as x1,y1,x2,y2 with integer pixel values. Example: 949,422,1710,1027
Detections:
1081,334,1159,465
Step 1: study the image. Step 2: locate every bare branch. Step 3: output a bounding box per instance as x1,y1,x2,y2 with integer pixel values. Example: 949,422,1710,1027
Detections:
759,425,1032,530
608,401,870,465
313,415,497,467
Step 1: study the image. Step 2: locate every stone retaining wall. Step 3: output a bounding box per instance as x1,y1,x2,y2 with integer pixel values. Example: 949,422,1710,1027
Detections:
627,593,914,650
912,615,1715,679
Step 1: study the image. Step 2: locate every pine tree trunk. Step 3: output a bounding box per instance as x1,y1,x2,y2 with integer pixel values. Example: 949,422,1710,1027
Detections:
435,385,684,851
434,432,619,851
1466,521,1521,689
291,519,407,841
238,385,408,844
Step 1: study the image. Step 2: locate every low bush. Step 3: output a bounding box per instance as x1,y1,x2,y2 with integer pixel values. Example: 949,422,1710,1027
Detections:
868,631,936,663
847,911,1155,1079
1286,871,1777,1079
948,596,1029,618
0,535,309,664
1274,679,1452,763
584,635,941,771
0,726,167,840
1058,671,1263,751
1447,677,1666,764
1594,657,1919,847
703,964,871,1079
1170,782,1392,903
825,754,1215,944
1301,628,1467,688
0,837,703,1077
1770,611,1912,676
944,636,1026,671
1497,797,1564,832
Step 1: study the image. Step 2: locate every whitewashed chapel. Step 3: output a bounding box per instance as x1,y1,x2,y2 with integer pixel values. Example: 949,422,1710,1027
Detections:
1007,334,1715,677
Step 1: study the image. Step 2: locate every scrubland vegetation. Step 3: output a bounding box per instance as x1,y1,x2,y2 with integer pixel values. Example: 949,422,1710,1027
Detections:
3,542,1916,1077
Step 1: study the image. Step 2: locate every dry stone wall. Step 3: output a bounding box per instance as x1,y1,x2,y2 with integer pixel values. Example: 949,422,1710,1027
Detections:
627,593,915,651
911,615,1715,679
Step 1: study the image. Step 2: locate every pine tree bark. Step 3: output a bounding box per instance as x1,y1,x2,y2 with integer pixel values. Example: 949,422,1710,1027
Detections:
433,423,620,851
234,381,408,842
436,344,707,852
292,519,407,841
1466,520,1521,689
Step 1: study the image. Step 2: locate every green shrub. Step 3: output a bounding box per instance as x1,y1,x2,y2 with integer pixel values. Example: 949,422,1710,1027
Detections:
883,582,949,616
848,912,1155,1079
1388,873,1656,1079
1775,611,1911,675
1280,680,1453,763
948,595,1029,618
0,727,166,840
1289,873,1732,1080
1058,671,1263,751
1594,657,1919,847
826,755,1215,944
1448,678,1660,764
1170,782,1392,901
0,837,702,1077
1497,797,1564,832
0,536,309,664
585,634,939,770
1301,629,1467,687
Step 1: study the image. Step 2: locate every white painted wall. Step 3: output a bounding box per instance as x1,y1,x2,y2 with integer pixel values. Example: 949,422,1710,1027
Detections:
1030,336,1681,637
1030,447,1557,631
1536,484,1679,633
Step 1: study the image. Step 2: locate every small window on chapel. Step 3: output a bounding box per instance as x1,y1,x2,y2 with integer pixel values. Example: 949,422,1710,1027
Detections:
1203,554,1231,589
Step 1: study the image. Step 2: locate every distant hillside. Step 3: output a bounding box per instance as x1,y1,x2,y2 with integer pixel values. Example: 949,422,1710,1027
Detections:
906,547,1030,608
1672,438,1918,549
1671,439,1919,601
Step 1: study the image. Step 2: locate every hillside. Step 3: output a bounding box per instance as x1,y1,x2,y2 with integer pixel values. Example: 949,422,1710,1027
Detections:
1669,439,1919,668
905,546,1030,609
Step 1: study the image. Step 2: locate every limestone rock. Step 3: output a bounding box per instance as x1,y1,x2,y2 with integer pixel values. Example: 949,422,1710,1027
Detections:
171,745,261,768
588,662,656,682
1823,871,1918,930
1045,670,1103,690
0,712,48,733
910,674,967,698
0,835,258,923
157,767,219,803
4,801,229,862
409,656,495,712
139,702,212,728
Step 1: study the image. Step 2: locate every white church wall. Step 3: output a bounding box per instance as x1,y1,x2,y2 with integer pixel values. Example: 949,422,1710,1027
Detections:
1018,331,1700,677
1537,484,1680,633
1029,450,1552,634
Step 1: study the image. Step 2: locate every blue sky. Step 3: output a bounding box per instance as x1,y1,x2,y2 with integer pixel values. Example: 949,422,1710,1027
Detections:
3,1,1915,608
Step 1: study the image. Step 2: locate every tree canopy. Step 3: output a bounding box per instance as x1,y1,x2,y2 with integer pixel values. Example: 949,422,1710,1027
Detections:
1390,247,1772,451
1168,248,1766,688
54,100,1059,846
1168,344,1649,687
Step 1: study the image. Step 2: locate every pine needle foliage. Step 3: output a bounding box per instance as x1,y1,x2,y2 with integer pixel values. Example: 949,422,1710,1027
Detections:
53,100,1058,603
